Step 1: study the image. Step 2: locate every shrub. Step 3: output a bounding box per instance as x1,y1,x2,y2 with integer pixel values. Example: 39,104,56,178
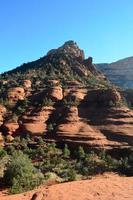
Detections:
59,168,76,181
47,123,54,132
76,146,86,160
63,144,70,159
41,98,54,107
4,151,44,194
0,148,7,158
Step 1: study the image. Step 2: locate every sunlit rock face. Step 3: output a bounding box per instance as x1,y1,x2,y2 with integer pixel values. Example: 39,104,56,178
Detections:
7,87,25,103
2,122,19,135
23,80,32,88
20,106,55,135
48,86,63,101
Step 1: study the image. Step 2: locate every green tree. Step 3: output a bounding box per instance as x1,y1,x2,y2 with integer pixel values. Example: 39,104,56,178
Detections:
77,146,85,160
63,144,70,159
4,151,44,194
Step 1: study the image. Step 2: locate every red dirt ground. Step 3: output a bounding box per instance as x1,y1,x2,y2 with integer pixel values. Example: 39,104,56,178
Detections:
0,173,133,200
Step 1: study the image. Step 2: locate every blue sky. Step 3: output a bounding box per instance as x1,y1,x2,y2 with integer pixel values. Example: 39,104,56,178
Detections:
0,0,133,73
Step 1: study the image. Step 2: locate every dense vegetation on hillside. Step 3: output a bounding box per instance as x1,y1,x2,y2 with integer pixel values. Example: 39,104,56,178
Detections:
0,41,110,97
0,136,133,194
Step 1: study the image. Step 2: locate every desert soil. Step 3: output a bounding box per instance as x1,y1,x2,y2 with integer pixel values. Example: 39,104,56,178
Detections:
0,173,133,200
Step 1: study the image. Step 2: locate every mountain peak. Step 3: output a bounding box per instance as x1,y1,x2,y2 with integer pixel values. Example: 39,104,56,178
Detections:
47,40,85,60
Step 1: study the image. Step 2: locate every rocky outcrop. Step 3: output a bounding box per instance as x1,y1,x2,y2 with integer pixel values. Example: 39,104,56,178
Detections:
47,40,85,60
85,88,121,106
78,106,133,149
7,87,25,103
48,86,63,101
83,57,99,75
23,80,32,88
0,105,6,126
47,80,60,86
0,132,4,146
0,105,6,116
97,56,133,88
2,122,19,135
64,88,87,101
20,106,55,135
56,106,110,148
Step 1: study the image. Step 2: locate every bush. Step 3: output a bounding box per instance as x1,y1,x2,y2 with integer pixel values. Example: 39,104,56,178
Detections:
59,168,76,181
63,144,70,159
0,148,7,158
41,98,54,107
4,151,44,194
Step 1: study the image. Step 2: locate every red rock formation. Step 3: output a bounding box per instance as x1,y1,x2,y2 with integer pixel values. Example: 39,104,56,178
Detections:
20,106,55,135
83,57,99,75
2,122,19,135
48,86,63,101
78,106,133,149
47,80,60,86
0,105,6,126
64,88,87,101
0,105,6,116
23,80,32,88
56,106,110,149
86,88,121,105
7,87,25,103
59,60,66,65
0,132,4,146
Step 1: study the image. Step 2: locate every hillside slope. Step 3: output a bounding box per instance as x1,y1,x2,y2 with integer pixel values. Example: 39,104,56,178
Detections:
0,41,133,150
97,57,133,88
